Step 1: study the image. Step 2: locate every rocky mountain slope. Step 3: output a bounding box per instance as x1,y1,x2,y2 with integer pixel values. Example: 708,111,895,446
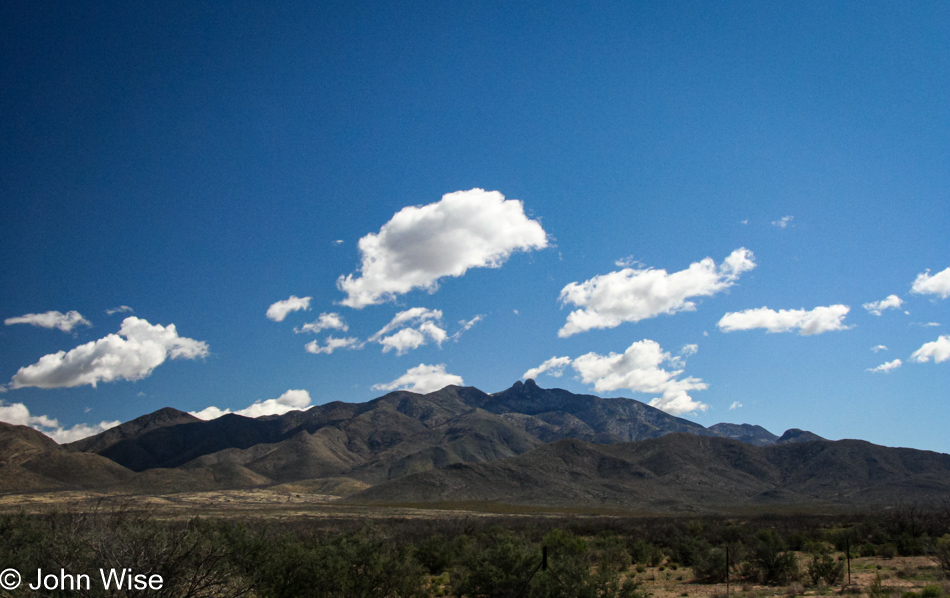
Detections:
18,380,929,512
351,433,950,511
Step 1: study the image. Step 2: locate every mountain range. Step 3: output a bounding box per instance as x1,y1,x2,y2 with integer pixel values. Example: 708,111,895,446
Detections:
2,380,947,511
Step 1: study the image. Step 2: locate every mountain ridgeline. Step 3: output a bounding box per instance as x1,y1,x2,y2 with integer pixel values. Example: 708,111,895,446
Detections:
2,380,948,511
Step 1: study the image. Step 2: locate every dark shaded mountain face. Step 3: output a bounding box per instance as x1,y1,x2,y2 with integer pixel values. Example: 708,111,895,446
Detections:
5,380,890,508
350,434,950,511
64,380,741,481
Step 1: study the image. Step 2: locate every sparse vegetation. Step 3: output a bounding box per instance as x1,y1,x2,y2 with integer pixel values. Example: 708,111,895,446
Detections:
1,499,949,597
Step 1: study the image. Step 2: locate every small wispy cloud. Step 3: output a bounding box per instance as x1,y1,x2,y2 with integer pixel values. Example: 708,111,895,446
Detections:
867,359,902,373
718,305,851,335
771,215,794,229
294,312,348,334
105,305,134,315
871,345,888,353
5,310,91,333
304,336,363,355
729,401,743,410
523,356,572,380
370,307,447,355
266,295,311,322
862,295,902,316
451,314,484,341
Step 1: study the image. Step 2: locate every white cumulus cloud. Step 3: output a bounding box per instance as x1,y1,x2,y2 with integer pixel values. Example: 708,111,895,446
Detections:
266,295,311,322
369,307,448,355
304,336,363,355
911,335,950,364
190,389,312,420
558,248,756,337
372,364,464,394
911,267,950,299
337,189,548,308
717,304,851,335
523,356,573,380
867,359,902,373
5,310,91,333
0,400,119,443
294,312,348,334
9,317,208,389
571,339,708,415
863,295,903,316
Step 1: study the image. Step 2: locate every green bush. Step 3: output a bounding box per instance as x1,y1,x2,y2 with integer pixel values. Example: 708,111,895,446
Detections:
932,534,950,579
807,551,844,586
450,529,539,598
747,530,799,585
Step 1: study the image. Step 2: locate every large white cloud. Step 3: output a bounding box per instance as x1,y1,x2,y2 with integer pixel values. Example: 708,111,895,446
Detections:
717,304,851,335
304,336,363,355
337,189,549,308
863,295,903,316
369,307,448,355
9,317,208,389
558,248,756,337
266,295,311,322
867,359,902,373
5,310,91,333
294,312,348,334
190,389,313,420
911,267,950,299
571,340,708,415
371,364,464,394
523,356,572,380
911,335,950,364
0,401,119,443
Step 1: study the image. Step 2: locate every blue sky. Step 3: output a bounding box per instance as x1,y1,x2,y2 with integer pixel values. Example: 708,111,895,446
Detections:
2,1,948,452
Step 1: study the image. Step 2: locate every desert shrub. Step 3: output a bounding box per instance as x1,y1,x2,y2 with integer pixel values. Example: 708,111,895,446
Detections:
868,573,890,598
627,538,664,567
413,533,473,575
879,543,898,559
806,547,844,586
898,534,927,557
0,507,256,598
932,535,950,579
692,547,728,583
251,529,426,598
592,532,633,575
921,585,943,598
450,529,539,598
531,529,644,598
747,530,799,585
